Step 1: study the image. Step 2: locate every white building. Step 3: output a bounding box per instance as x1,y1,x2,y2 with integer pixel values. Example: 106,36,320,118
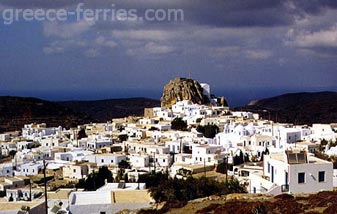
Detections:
0,162,14,177
62,163,89,179
274,127,301,149
241,134,275,158
128,154,150,168
191,145,223,165
249,150,333,194
22,123,62,140
68,183,153,214
16,141,35,151
79,136,114,150
200,83,211,100
84,154,126,167
124,141,170,155
20,162,43,176
311,124,337,142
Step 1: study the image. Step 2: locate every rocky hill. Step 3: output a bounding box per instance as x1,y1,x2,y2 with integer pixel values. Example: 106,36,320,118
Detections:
160,78,210,108
236,91,337,125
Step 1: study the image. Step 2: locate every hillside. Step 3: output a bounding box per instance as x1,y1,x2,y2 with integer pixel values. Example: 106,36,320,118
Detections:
0,96,91,133
237,91,337,125
58,98,160,122
0,96,160,133
137,191,337,214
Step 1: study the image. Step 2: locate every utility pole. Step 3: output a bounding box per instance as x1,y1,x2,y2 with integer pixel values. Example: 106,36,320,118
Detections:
153,152,156,173
225,156,228,183
203,158,206,178
29,179,32,201
43,159,48,214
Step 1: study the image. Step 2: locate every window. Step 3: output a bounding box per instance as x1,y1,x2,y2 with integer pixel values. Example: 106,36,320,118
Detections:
298,172,305,183
101,159,104,163
73,169,76,173
111,160,113,163
318,171,325,182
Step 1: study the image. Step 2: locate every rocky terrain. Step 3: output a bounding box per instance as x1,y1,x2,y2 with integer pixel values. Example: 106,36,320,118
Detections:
160,78,210,108
236,91,337,125
136,191,337,214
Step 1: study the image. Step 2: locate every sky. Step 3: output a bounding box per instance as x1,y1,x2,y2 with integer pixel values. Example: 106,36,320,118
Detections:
0,0,337,106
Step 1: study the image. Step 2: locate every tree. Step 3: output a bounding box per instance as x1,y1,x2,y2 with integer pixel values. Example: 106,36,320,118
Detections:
147,172,246,203
216,162,227,174
118,134,128,142
197,125,219,138
233,150,245,165
76,166,113,191
149,126,159,131
118,160,131,169
171,118,187,131
9,150,17,157
77,128,87,140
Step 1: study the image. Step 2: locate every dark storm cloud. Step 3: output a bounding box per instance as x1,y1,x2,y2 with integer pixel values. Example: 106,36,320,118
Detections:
293,0,337,14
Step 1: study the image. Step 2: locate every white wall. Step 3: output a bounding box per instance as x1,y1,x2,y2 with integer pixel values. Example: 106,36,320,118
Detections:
289,163,333,193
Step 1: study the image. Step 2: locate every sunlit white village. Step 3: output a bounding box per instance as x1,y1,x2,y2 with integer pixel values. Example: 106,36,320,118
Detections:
0,83,337,214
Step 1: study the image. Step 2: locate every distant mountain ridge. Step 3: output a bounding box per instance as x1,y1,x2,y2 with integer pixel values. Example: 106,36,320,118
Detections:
0,96,91,133
1,91,336,133
0,96,159,133
58,97,160,122
237,91,337,125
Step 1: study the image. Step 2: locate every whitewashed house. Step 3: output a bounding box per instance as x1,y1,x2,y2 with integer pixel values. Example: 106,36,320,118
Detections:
128,154,150,168
124,141,170,155
62,163,89,179
0,142,17,156
16,141,35,151
214,124,255,152
20,162,43,176
241,134,275,158
191,144,223,165
311,124,337,141
0,162,14,177
80,136,114,150
84,154,126,167
153,154,172,167
249,150,333,194
274,127,301,149
165,141,183,154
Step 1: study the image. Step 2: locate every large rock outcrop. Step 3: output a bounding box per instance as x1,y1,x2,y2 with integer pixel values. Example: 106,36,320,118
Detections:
160,78,209,108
